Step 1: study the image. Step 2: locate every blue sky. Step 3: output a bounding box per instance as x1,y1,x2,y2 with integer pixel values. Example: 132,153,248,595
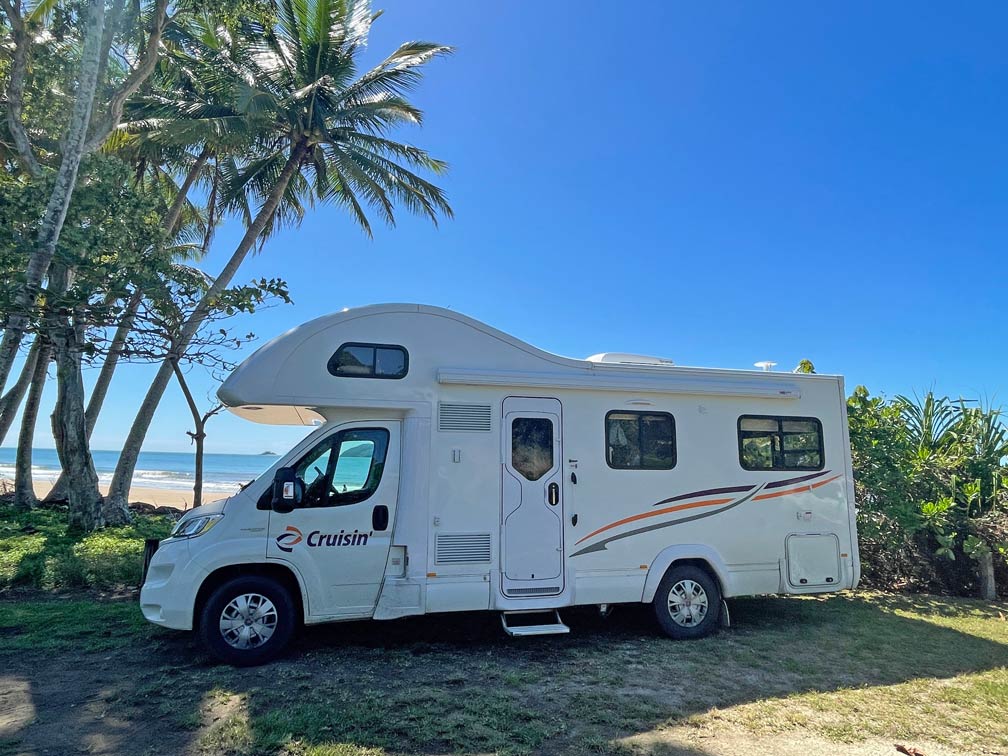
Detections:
14,0,1008,455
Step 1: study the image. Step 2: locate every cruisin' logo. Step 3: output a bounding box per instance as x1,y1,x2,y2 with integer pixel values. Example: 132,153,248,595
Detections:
275,525,371,552
275,525,303,553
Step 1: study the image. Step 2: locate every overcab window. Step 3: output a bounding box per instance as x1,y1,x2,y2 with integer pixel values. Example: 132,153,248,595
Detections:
328,343,408,379
738,415,824,471
605,411,676,469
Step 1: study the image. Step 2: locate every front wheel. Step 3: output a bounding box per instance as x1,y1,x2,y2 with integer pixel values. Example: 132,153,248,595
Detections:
198,575,296,666
652,565,721,640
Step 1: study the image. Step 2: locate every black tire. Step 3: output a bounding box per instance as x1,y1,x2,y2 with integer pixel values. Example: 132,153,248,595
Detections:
198,575,296,666
652,565,722,640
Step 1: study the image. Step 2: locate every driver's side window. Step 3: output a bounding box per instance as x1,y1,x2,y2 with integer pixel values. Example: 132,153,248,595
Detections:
293,428,389,508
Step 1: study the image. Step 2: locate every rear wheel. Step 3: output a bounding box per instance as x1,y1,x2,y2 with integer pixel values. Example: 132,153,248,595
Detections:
198,575,296,666
652,565,721,640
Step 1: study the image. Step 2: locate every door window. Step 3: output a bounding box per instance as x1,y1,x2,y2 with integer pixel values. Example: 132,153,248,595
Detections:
511,417,554,481
293,428,390,507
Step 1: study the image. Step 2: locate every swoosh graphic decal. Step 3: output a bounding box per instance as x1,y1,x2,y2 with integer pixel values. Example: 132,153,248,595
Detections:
575,496,735,546
570,485,766,557
569,470,842,559
654,484,755,506
764,470,831,489
753,474,842,501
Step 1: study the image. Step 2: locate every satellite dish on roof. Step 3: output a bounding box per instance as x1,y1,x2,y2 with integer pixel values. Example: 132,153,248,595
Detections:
754,361,777,372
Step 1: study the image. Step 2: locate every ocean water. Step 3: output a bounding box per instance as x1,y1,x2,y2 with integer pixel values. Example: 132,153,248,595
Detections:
0,448,281,494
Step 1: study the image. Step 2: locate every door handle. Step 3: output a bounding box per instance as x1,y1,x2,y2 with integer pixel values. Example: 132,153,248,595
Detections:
372,504,389,531
547,482,560,506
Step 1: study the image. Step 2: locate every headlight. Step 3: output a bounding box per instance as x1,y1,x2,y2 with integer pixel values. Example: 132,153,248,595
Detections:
169,514,223,539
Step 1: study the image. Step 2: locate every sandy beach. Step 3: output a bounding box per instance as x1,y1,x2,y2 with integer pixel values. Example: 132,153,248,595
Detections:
20,479,233,511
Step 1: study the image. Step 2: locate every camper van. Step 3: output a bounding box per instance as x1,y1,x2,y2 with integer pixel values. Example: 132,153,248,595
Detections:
140,304,860,665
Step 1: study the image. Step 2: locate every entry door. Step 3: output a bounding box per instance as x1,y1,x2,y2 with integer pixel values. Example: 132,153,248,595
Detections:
267,421,400,618
501,397,564,596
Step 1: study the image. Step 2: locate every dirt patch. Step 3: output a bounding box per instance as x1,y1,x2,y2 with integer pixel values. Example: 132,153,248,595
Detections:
0,644,196,756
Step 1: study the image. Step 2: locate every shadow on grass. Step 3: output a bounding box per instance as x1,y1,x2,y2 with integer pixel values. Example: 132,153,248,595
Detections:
2,592,1007,755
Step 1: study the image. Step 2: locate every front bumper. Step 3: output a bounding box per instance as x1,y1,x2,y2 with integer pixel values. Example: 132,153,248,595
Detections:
139,538,197,630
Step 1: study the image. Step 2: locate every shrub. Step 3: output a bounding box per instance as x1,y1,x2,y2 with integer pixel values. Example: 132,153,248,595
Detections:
0,504,174,591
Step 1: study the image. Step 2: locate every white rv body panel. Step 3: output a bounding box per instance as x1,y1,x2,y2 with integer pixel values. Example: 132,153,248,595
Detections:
141,304,858,634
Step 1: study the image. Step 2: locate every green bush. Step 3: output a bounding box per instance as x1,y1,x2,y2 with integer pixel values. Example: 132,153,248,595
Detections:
0,504,174,591
850,386,1008,596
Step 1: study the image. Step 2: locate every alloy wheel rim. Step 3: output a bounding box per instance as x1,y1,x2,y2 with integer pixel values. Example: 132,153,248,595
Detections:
219,593,278,649
667,579,709,627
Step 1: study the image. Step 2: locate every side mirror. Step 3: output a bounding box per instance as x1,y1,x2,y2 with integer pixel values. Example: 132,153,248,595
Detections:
271,467,303,513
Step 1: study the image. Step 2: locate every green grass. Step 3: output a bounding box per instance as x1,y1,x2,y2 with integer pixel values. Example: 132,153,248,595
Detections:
0,597,164,651
0,503,173,590
1,539,1007,756
3,591,1000,755
195,594,1008,754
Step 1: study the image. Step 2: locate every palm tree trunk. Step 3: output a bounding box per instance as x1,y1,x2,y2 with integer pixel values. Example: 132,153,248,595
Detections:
0,338,43,446
88,287,144,436
13,340,52,511
165,147,211,234
0,0,106,394
106,142,308,510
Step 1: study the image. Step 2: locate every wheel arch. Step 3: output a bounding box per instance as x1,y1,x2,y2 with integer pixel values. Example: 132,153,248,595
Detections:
194,563,307,630
641,545,731,603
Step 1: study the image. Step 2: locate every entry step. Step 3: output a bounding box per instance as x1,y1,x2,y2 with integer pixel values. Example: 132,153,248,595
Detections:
500,609,570,637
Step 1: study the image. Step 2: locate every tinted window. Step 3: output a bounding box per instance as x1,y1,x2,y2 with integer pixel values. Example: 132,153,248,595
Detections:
294,428,389,507
328,343,408,379
738,415,824,471
606,411,676,469
511,417,554,481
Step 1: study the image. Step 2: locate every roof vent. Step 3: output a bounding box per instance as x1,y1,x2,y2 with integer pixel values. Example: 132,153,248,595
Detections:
586,352,675,367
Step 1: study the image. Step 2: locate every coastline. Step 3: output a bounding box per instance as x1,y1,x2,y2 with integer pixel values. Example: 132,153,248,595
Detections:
11,478,234,511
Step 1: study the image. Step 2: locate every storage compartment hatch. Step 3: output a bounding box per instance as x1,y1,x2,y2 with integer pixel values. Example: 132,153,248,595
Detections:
786,533,841,587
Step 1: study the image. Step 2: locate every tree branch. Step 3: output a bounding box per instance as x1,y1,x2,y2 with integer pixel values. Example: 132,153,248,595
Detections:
1,0,42,177
82,0,169,154
170,358,200,426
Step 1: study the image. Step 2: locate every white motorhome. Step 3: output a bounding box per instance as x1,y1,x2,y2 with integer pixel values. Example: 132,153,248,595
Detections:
140,304,860,665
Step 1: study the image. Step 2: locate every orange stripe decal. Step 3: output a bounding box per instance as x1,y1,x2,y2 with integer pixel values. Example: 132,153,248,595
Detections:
574,474,844,549
574,497,734,545
753,474,841,501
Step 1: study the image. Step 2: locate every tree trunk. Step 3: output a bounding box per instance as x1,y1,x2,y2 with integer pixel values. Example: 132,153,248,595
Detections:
978,552,997,600
13,340,52,511
165,147,211,236
106,142,308,510
192,425,205,509
52,329,105,531
46,263,107,531
171,359,220,509
0,338,43,446
0,0,107,394
45,146,207,504
45,287,142,503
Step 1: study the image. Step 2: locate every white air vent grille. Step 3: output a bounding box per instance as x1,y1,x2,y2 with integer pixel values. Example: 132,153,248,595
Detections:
435,533,492,564
438,403,492,432
506,586,561,595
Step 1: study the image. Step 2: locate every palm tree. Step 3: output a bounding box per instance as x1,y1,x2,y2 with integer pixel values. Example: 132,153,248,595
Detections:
106,0,453,509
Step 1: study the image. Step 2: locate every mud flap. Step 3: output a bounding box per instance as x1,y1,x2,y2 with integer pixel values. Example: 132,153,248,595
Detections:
719,599,731,629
